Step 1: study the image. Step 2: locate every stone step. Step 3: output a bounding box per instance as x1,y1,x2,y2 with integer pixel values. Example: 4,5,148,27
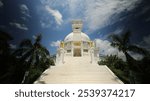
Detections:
34,57,123,84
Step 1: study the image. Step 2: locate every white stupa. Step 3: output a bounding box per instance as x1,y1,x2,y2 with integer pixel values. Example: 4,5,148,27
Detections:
56,20,99,65
34,20,123,84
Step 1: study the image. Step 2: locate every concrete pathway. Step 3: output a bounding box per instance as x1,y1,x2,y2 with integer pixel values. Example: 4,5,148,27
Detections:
34,57,123,84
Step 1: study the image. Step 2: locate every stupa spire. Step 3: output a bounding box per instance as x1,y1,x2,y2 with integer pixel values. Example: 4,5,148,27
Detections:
72,20,83,33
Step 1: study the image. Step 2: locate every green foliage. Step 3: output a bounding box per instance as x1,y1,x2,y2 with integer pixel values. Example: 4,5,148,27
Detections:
109,31,149,72
24,67,44,84
13,34,51,83
49,58,55,66
109,31,150,83
0,31,20,83
98,55,130,83
0,30,52,84
23,56,55,84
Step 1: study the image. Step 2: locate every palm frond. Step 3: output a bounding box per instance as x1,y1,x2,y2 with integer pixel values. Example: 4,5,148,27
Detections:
122,31,131,45
19,39,32,48
35,34,42,43
110,34,123,44
13,48,28,56
35,52,40,66
111,42,120,47
21,49,34,62
27,53,34,67
37,46,50,55
0,30,13,41
41,47,50,55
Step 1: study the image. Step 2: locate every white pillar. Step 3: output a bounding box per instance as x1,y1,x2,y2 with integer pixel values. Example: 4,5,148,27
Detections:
81,42,83,56
56,53,59,65
71,42,74,57
56,49,61,65
90,48,94,63
60,48,65,64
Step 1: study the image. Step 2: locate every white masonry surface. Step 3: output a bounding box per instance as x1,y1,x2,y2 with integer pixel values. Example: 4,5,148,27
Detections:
35,56,123,84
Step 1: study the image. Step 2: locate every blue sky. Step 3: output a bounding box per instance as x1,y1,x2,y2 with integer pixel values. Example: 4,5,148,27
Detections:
0,0,150,59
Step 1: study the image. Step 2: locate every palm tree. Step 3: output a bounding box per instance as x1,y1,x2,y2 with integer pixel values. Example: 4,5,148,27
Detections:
109,31,150,83
0,30,22,83
109,31,148,72
0,31,15,83
14,34,50,83
0,30,13,55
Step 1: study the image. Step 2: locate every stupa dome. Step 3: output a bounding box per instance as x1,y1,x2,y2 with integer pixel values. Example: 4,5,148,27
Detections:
64,32,90,42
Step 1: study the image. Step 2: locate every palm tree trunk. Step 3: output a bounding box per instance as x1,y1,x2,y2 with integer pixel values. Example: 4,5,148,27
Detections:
21,59,33,83
21,71,29,83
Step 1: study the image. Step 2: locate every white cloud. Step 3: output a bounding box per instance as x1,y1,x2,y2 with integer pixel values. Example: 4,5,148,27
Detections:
20,4,30,17
113,28,123,34
40,20,52,28
32,35,37,39
0,1,3,7
95,38,146,60
40,0,141,32
83,0,141,31
129,52,143,60
40,20,47,28
95,39,125,59
10,22,28,30
45,6,63,25
9,44,17,49
50,40,61,47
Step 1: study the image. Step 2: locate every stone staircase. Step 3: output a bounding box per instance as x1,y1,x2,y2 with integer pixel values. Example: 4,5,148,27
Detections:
34,57,123,84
